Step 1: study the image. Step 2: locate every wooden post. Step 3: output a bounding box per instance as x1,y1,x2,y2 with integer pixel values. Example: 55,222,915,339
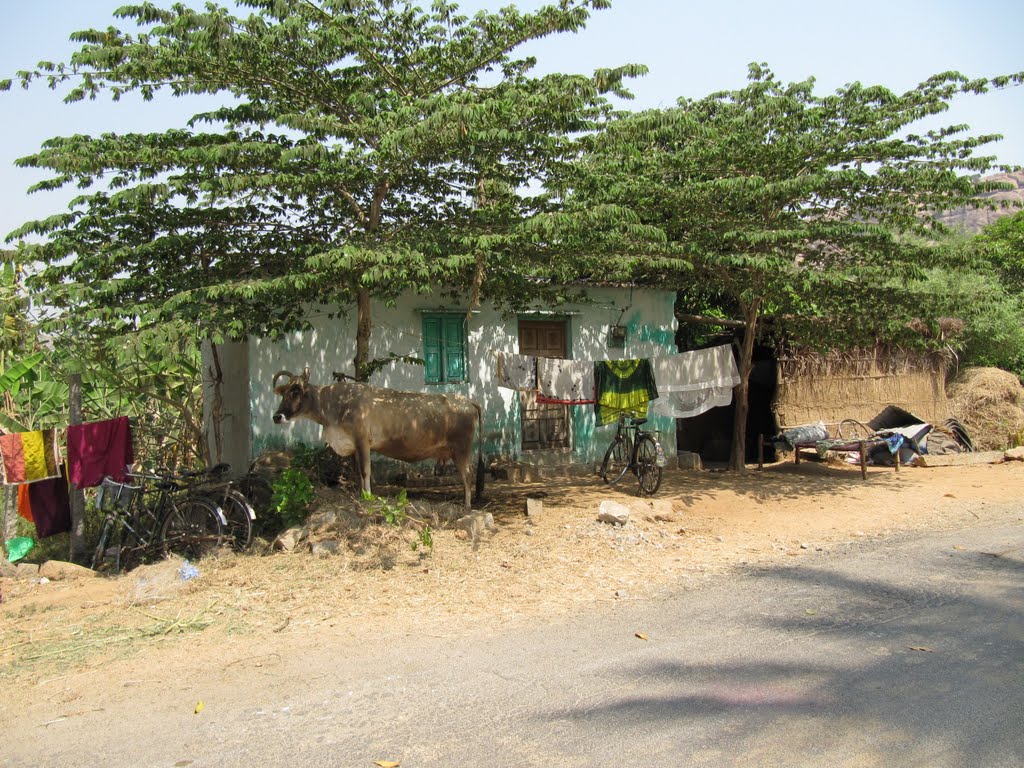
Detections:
757,434,764,470
68,374,87,563
858,440,867,480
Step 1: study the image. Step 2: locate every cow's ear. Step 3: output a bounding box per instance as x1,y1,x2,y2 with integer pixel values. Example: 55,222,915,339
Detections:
274,385,286,395
302,366,310,381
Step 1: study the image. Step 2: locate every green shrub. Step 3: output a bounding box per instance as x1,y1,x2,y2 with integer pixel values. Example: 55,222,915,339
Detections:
270,467,315,529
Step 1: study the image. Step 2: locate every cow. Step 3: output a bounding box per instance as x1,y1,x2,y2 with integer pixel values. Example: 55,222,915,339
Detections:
272,368,484,511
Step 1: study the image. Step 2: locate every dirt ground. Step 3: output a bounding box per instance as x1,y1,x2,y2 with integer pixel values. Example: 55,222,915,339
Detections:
2,456,1023,727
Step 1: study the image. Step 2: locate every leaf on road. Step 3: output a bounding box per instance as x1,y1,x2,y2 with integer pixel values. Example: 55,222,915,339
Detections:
805,609,817,615
909,646,936,653
374,761,401,768
194,701,205,714
635,632,649,641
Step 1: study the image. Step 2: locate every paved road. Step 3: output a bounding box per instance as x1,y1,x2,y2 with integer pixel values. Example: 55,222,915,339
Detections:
10,515,1023,767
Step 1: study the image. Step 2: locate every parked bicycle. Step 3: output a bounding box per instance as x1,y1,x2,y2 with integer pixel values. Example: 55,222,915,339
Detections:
600,410,666,495
91,470,227,573
173,463,256,552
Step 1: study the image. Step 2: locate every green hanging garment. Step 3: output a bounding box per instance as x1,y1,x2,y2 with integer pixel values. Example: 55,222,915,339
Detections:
594,359,659,426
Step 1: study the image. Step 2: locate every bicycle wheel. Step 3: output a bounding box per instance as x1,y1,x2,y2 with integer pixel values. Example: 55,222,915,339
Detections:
160,495,225,562
91,515,116,571
221,489,255,551
635,434,663,496
238,472,274,537
601,437,632,485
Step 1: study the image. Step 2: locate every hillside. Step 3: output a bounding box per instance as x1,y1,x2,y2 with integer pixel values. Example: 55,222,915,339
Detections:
933,170,1024,233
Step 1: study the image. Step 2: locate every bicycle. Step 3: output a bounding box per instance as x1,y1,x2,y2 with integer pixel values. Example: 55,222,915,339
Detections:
91,470,227,573
599,411,666,496
173,463,256,552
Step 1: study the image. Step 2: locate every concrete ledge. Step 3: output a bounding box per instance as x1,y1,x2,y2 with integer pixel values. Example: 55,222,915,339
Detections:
917,450,1006,467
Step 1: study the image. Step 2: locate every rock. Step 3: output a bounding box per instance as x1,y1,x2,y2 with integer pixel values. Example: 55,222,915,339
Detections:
455,512,495,543
310,539,341,557
1004,446,1024,461
598,500,631,526
15,562,40,579
38,560,98,580
274,527,304,552
676,451,703,471
0,559,18,578
526,497,544,519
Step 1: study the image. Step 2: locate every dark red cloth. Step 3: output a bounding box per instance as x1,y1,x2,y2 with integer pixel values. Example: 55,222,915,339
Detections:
66,416,133,488
23,475,72,538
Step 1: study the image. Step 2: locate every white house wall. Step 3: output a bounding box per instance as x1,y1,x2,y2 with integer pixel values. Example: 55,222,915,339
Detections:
249,287,678,469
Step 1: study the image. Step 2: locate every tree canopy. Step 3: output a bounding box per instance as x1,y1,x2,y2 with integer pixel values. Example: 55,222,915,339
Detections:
5,0,642,376
565,63,1023,468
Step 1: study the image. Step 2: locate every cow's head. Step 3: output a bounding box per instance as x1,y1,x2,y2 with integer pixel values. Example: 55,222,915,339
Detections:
273,368,312,424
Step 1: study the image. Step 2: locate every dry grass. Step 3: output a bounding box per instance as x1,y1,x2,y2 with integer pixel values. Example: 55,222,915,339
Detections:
948,366,1024,450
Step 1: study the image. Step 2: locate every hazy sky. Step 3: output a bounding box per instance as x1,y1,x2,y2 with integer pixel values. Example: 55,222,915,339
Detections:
2,0,1022,242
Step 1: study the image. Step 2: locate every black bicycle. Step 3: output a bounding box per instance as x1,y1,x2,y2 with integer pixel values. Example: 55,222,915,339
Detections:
600,411,665,495
174,463,256,552
91,470,227,572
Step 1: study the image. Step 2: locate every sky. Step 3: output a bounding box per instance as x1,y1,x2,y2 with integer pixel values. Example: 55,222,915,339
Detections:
1,0,1022,243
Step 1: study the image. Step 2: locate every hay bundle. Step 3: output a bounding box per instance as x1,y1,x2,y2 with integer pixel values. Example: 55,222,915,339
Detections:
948,367,1024,450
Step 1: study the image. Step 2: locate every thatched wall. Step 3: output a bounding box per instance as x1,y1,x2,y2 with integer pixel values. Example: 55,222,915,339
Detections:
773,350,950,430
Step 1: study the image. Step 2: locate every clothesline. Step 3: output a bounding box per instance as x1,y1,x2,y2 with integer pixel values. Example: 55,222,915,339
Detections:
2,416,135,542
495,344,742,421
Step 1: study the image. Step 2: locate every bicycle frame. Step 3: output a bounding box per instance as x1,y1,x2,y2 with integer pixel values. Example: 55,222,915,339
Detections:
600,411,665,495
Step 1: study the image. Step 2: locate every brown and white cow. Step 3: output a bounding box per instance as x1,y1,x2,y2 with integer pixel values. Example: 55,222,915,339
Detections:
272,369,484,511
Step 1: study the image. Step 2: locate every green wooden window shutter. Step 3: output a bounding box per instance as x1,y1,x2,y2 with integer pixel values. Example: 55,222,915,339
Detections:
422,314,466,383
443,316,465,382
423,315,442,383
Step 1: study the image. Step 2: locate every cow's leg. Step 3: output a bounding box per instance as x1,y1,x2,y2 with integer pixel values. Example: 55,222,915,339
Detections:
455,454,473,512
355,441,373,498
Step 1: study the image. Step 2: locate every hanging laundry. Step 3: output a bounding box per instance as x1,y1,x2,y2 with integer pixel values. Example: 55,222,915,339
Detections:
495,353,537,391
0,428,62,484
537,358,596,404
66,416,134,489
594,359,658,426
17,483,32,522
650,344,741,419
16,474,71,538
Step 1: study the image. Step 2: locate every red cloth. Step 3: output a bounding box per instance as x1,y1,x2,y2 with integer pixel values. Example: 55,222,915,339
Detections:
66,417,134,488
17,483,32,522
19,475,72,538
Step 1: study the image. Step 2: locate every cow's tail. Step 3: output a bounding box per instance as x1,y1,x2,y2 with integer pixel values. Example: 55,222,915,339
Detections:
473,402,485,503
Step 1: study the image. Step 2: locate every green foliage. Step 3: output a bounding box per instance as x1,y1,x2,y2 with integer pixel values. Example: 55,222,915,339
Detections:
362,488,409,525
360,489,432,551
977,210,1024,294
9,0,639,363
270,467,316,529
566,62,1022,467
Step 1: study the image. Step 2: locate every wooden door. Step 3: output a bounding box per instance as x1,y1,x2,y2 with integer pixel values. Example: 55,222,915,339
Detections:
518,320,570,450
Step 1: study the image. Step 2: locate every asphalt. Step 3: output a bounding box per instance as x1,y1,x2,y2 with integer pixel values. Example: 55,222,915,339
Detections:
7,510,1023,768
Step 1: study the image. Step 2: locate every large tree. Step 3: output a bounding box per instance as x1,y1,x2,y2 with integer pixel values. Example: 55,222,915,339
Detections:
4,0,642,378
568,63,1023,470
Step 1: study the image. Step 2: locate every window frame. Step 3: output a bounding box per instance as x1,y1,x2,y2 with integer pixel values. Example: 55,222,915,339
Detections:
421,312,468,384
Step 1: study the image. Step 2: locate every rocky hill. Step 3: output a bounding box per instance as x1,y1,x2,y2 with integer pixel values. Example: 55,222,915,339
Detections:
933,170,1024,234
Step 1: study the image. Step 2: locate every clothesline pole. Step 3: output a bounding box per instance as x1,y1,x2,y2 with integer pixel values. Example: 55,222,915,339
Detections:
68,374,87,563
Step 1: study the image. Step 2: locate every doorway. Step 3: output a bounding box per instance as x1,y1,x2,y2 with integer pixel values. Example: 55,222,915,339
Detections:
518,319,570,450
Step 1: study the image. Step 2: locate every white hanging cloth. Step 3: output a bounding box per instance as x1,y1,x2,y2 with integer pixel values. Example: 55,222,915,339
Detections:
650,344,740,418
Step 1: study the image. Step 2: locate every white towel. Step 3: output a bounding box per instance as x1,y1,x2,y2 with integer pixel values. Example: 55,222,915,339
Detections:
537,358,595,404
496,353,537,391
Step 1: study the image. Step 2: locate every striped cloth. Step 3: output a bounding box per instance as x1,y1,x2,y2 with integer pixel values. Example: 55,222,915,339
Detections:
0,428,62,484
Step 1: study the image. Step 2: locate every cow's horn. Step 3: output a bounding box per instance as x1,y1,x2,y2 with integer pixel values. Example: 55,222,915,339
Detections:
273,370,295,389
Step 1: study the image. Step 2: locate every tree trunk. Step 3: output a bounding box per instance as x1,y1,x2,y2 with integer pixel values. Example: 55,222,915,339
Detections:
207,342,224,465
354,287,372,382
729,298,761,472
